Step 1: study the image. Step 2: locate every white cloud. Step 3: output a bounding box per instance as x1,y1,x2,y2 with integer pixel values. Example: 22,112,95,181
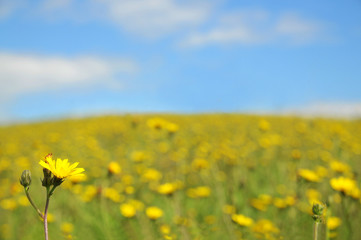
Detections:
0,0,23,19
181,11,325,47
0,52,137,100
282,102,361,119
97,0,211,37
10,0,211,37
276,14,323,44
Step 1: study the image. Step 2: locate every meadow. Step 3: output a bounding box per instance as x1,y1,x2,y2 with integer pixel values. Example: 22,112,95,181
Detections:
0,114,360,240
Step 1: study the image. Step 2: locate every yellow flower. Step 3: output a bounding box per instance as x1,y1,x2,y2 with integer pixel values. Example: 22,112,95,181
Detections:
165,123,179,133
330,161,350,173
160,224,171,235
252,219,279,235
231,214,253,227
61,222,74,234
39,154,84,179
327,217,341,230
108,162,121,175
141,168,162,182
191,158,209,170
0,199,17,210
146,206,163,220
187,186,211,198
250,199,268,211
330,177,357,196
273,198,288,209
120,203,136,218
158,183,177,195
103,187,123,203
298,169,320,182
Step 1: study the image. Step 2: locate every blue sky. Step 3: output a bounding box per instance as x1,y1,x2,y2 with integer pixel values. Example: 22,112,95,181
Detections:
1,0,361,122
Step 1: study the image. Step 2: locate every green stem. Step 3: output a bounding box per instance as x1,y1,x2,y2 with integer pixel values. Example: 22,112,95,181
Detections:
313,222,319,240
24,187,44,219
341,196,352,240
44,187,51,240
48,185,57,196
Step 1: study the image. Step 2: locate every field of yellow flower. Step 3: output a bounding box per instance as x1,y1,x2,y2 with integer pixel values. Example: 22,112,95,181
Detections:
0,114,360,240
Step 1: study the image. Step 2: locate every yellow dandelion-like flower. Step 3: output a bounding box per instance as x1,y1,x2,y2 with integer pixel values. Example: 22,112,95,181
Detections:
120,203,136,218
298,169,320,182
61,222,74,234
160,224,171,235
252,219,279,235
108,162,121,175
231,214,254,227
39,154,85,179
158,183,177,195
330,176,357,196
327,217,341,230
146,206,164,220
330,161,350,173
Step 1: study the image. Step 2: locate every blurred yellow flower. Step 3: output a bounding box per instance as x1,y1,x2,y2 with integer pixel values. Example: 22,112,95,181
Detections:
231,214,253,227
187,186,211,198
273,198,288,209
191,158,209,170
158,183,177,195
0,199,17,210
69,174,87,184
330,176,358,196
104,187,123,202
39,154,84,179
108,162,121,175
160,224,171,235
222,205,236,215
120,203,136,218
141,168,162,182
252,219,279,235
146,206,163,220
291,149,302,160
330,161,350,173
165,123,179,133
250,199,268,211
258,119,270,131
327,217,341,230
298,169,320,182
61,222,74,234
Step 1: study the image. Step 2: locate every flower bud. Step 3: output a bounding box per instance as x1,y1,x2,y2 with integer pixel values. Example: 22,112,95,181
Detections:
312,203,325,216
20,170,32,187
42,168,53,187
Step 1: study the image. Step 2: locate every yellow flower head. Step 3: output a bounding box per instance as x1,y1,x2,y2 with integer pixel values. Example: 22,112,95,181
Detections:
231,214,254,227
146,206,164,220
327,217,341,230
298,169,320,182
108,162,121,175
39,154,85,180
330,176,358,196
120,203,136,218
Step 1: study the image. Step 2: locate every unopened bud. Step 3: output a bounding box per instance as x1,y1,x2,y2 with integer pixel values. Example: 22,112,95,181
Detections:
312,203,325,216
42,168,53,187
20,170,32,187
312,203,325,223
